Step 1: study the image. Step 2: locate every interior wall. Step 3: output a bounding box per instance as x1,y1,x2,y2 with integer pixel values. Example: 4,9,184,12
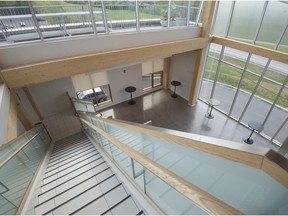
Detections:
0,84,10,145
0,27,201,68
28,77,76,118
108,64,143,105
169,51,198,100
28,77,81,141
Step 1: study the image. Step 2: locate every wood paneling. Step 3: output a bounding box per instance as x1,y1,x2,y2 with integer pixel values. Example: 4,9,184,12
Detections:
212,36,288,64
7,93,18,142
80,117,242,215
1,38,207,89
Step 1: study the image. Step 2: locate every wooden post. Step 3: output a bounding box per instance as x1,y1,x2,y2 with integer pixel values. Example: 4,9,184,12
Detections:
188,0,216,106
7,93,18,142
163,57,171,89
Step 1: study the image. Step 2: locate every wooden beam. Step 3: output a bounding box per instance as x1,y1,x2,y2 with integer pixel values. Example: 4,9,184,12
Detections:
212,36,288,64
188,0,216,106
11,92,34,130
1,38,208,89
23,87,44,120
163,57,171,89
7,93,18,142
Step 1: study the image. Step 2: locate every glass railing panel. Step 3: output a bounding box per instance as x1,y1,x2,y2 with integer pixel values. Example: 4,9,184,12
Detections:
83,116,288,215
82,120,207,215
0,127,38,164
144,169,207,215
0,124,50,214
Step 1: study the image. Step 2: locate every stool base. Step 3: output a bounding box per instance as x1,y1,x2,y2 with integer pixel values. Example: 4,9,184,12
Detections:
243,137,254,144
205,113,214,119
128,100,136,105
171,94,178,98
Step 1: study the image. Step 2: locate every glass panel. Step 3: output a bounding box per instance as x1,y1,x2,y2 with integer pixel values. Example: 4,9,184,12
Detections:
105,0,136,33
222,47,249,69
174,1,188,27
77,85,111,106
255,78,281,104
277,86,288,108
0,1,41,43
230,72,258,120
213,63,242,114
212,0,233,37
263,103,288,140
142,73,152,90
208,43,222,59
266,60,288,85
0,125,49,214
256,1,288,49
247,54,269,76
84,117,288,215
32,1,94,39
139,1,162,30
144,169,207,215
153,71,162,87
199,57,218,101
228,1,265,42
277,26,288,53
189,1,201,25
274,119,288,145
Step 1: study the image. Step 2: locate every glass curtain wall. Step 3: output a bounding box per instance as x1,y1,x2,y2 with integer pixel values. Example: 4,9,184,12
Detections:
0,0,204,45
200,0,288,146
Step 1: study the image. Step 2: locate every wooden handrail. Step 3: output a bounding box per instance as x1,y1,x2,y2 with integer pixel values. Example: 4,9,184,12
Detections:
82,114,288,188
80,117,242,215
71,97,94,105
0,132,39,168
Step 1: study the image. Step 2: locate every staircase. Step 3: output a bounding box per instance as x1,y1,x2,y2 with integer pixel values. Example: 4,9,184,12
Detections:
30,132,144,215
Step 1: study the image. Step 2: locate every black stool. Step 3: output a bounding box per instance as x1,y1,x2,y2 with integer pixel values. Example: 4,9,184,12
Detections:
125,86,136,105
170,81,181,98
243,120,264,144
205,98,220,119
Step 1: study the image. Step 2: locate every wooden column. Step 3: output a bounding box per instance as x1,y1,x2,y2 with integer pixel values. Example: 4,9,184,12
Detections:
163,57,171,89
7,93,18,142
11,92,34,130
23,87,44,120
188,0,216,106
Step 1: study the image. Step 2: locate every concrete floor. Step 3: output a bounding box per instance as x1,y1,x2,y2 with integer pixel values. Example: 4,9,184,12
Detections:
100,89,280,152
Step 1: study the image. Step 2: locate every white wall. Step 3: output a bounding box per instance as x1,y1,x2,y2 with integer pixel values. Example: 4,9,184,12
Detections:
170,51,198,100
28,77,81,141
0,27,201,68
0,84,10,145
108,64,143,105
28,77,76,118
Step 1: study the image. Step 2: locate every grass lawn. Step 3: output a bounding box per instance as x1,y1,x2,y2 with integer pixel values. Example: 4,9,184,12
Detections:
204,56,288,108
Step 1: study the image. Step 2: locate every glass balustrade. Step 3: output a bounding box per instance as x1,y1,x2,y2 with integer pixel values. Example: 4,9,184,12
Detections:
0,124,51,215
80,114,288,215
82,121,207,215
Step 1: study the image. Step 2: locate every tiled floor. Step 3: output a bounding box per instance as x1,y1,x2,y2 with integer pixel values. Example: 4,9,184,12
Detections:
100,89,280,151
